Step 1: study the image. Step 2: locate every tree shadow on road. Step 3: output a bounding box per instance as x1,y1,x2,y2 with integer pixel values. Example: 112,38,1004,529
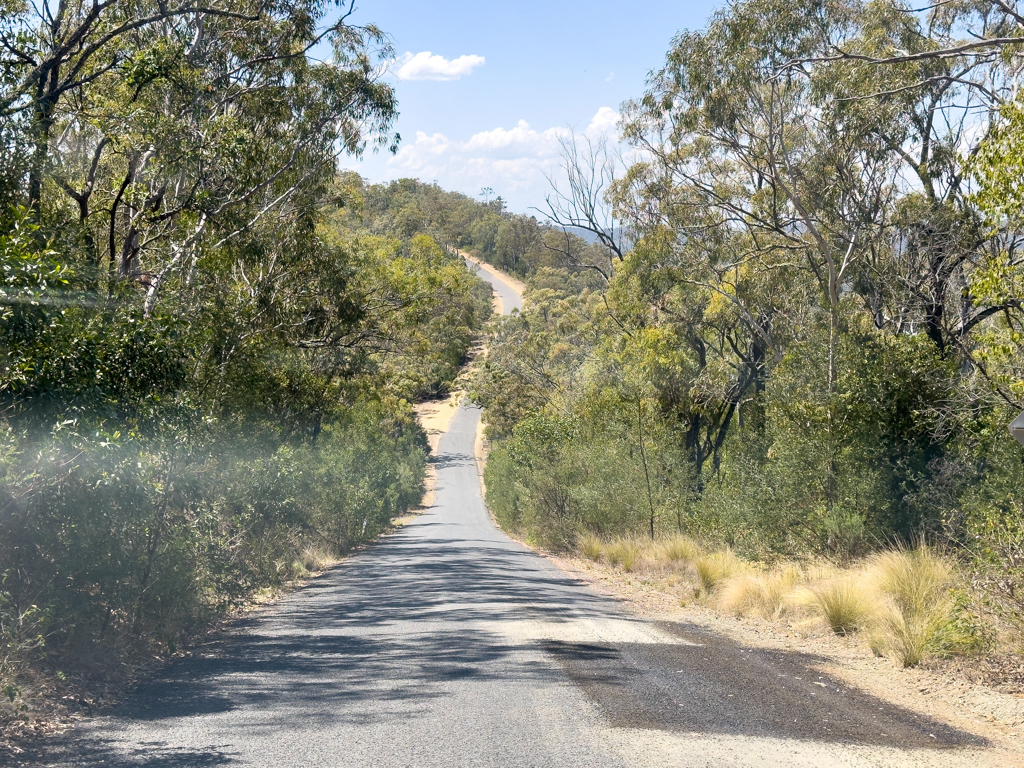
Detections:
22,521,989,765
542,621,985,750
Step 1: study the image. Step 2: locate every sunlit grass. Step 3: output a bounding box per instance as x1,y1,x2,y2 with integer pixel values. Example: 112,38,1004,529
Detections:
606,540,641,572
568,532,983,668
658,535,703,565
693,550,743,594
299,545,336,573
579,533,604,562
865,547,954,666
799,577,871,636
720,565,801,619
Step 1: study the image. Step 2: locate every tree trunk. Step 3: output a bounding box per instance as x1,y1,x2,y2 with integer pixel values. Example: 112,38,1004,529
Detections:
28,64,60,224
637,398,656,540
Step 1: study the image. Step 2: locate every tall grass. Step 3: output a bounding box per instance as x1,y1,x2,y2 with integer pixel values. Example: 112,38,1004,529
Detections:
865,547,954,666
606,540,641,572
802,577,871,635
720,565,801,619
693,550,743,594
659,536,703,565
299,545,337,573
579,534,604,562
567,534,981,668
569,536,983,667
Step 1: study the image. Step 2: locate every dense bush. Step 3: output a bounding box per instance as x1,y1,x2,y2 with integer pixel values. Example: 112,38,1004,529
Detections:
478,1,1024,640
0,399,424,651
480,261,1024,593
0,204,491,695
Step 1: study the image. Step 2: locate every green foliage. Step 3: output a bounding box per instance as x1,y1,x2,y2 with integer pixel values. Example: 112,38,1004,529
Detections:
335,175,606,282
0,198,483,677
973,99,1024,225
476,0,1024,652
483,382,696,549
0,210,69,319
0,4,497,700
0,400,425,650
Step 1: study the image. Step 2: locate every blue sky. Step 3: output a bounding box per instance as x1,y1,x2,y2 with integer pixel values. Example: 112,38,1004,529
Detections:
340,1,723,213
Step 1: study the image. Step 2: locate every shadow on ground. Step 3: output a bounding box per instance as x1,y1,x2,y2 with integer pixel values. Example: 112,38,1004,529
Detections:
542,619,982,749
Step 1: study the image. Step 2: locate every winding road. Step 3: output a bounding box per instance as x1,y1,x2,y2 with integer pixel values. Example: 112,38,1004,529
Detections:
34,261,1005,767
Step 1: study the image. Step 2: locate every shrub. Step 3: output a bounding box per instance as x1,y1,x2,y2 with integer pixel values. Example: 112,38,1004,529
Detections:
0,400,427,677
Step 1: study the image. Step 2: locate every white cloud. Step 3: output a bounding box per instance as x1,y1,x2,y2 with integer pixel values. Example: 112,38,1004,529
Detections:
463,120,564,155
393,51,485,81
376,108,622,212
586,106,619,136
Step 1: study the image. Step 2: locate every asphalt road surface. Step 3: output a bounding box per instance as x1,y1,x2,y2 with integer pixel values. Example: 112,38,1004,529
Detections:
465,256,523,314
33,265,997,767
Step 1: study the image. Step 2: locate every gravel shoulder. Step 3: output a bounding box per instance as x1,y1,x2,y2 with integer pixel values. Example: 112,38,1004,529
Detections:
540,551,1024,765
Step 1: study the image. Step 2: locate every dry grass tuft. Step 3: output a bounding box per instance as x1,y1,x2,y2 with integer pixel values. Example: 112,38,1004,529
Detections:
606,539,641,572
658,536,703,565
720,565,802,619
564,533,978,670
651,540,700,573
802,577,871,635
694,550,742,594
865,547,954,667
299,545,336,573
579,534,604,562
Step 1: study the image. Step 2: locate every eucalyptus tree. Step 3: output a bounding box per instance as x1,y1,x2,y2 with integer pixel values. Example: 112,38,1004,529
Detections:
791,0,1024,70
1,0,397,310
613,0,1024,472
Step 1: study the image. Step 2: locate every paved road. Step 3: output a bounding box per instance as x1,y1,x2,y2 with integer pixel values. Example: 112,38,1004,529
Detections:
465,256,523,314
33,265,999,767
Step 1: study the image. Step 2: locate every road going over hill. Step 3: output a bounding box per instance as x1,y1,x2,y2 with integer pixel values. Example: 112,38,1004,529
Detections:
35,261,1001,767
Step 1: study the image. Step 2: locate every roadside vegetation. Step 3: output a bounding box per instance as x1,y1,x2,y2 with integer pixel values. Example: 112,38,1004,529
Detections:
0,3,510,731
2,0,1023,736
573,536,992,668
474,0,1024,673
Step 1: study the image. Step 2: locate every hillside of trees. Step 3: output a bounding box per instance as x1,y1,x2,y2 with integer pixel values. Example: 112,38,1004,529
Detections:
333,173,611,280
474,0,1024,645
